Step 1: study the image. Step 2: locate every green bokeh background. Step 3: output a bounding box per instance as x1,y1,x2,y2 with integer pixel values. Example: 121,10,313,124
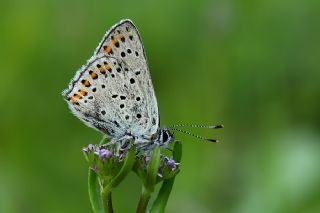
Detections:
1,0,319,212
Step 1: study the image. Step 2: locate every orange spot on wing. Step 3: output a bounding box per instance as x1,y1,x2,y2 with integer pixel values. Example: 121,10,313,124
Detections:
104,46,113,54
98,67,106,74
73,93,81,100
104,63,112,72
112,37,120,47
111,38,118,45
69,96,79,105
118,34,125,42
78,90,87,96
81,79,91,87
90,71,98,79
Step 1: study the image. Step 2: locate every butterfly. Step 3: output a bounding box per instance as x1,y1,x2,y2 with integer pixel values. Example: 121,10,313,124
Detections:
62,19,222,151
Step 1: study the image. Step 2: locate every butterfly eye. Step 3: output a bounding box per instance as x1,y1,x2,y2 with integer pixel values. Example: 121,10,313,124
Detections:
162,131,168,142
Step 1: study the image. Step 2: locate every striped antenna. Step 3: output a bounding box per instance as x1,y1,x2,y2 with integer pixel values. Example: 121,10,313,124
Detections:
170,128,219,143
169,124,224,129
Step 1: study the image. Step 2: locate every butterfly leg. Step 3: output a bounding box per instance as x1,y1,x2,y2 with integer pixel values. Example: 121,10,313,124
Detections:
134,139,156,153
103,135,134,154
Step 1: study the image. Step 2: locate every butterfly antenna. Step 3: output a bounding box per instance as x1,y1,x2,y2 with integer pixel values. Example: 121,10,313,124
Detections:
169,124,224,129
170,128,219,143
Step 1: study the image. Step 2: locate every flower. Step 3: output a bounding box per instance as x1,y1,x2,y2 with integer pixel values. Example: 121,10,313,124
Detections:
94,148,113,160
82,143,127,178
145,156,151,164
91,164,98,172
166,158,177,170
158,167,163,177
82,144,95,152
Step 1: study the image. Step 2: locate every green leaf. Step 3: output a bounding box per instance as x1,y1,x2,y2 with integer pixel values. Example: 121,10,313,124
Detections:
105,141,135,189
149,141,182,213
136,146,161,213
172,141,182,162
145,146,161,191
101,140,135,212
99,137,110,145
88,137,111,213
88,168,104,213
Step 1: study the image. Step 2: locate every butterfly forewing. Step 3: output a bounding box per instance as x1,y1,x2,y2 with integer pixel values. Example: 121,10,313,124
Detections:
95,20,159,133
94,20,147,71
63,20,159,139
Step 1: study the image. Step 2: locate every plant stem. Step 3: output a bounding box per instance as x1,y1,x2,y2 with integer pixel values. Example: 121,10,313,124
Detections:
149,178,174,213
149,141,182,213
136,186,151,213
136,146,161,213
88,169,104,213
101,141,135,213
105,143,136,189
88,137,111,213
101,189,113,213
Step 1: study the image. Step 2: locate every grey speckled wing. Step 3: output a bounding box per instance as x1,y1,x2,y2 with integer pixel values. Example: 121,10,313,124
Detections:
63,19,159,140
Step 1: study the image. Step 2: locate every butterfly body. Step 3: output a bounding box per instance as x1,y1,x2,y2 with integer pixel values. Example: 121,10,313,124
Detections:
63,19,173,150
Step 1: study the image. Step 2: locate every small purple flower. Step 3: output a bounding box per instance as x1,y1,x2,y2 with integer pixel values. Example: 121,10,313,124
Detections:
105,150,113,158
158,167,163,177
82,144,95,152
90,164,98,172
145,156,151,164
94,148,113,160
167,159,177,170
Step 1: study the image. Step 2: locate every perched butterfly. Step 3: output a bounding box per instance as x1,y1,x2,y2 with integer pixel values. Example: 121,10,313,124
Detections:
62,19,222,151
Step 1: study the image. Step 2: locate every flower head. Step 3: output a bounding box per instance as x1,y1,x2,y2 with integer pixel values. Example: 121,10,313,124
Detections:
90,164,98,172
166,158,178,170
94,148,113,160
82,144,95,152
145,156,151,164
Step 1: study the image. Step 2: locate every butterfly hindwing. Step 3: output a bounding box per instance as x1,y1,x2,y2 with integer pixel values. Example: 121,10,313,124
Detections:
63,53,158,139
63,20,159,139
95,20,159,133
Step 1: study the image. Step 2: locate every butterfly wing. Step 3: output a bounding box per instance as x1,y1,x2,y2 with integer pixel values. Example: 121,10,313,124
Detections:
63,20,159,139
94,19,159,133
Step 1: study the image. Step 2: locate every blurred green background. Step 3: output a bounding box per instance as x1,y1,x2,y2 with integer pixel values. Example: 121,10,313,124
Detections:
1,0,320,212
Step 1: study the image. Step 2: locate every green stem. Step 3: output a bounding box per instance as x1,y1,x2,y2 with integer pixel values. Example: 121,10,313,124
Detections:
101,189,113,213
101,141,135,212
105,143,135,189
136,186,152,213
145,146,161,191
88,169,104,213
136,146,161,213
149,178,174,213
88,138,110,213
149,141,182,213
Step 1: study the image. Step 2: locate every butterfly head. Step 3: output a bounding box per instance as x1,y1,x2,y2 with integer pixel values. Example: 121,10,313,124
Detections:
157,128,174,147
